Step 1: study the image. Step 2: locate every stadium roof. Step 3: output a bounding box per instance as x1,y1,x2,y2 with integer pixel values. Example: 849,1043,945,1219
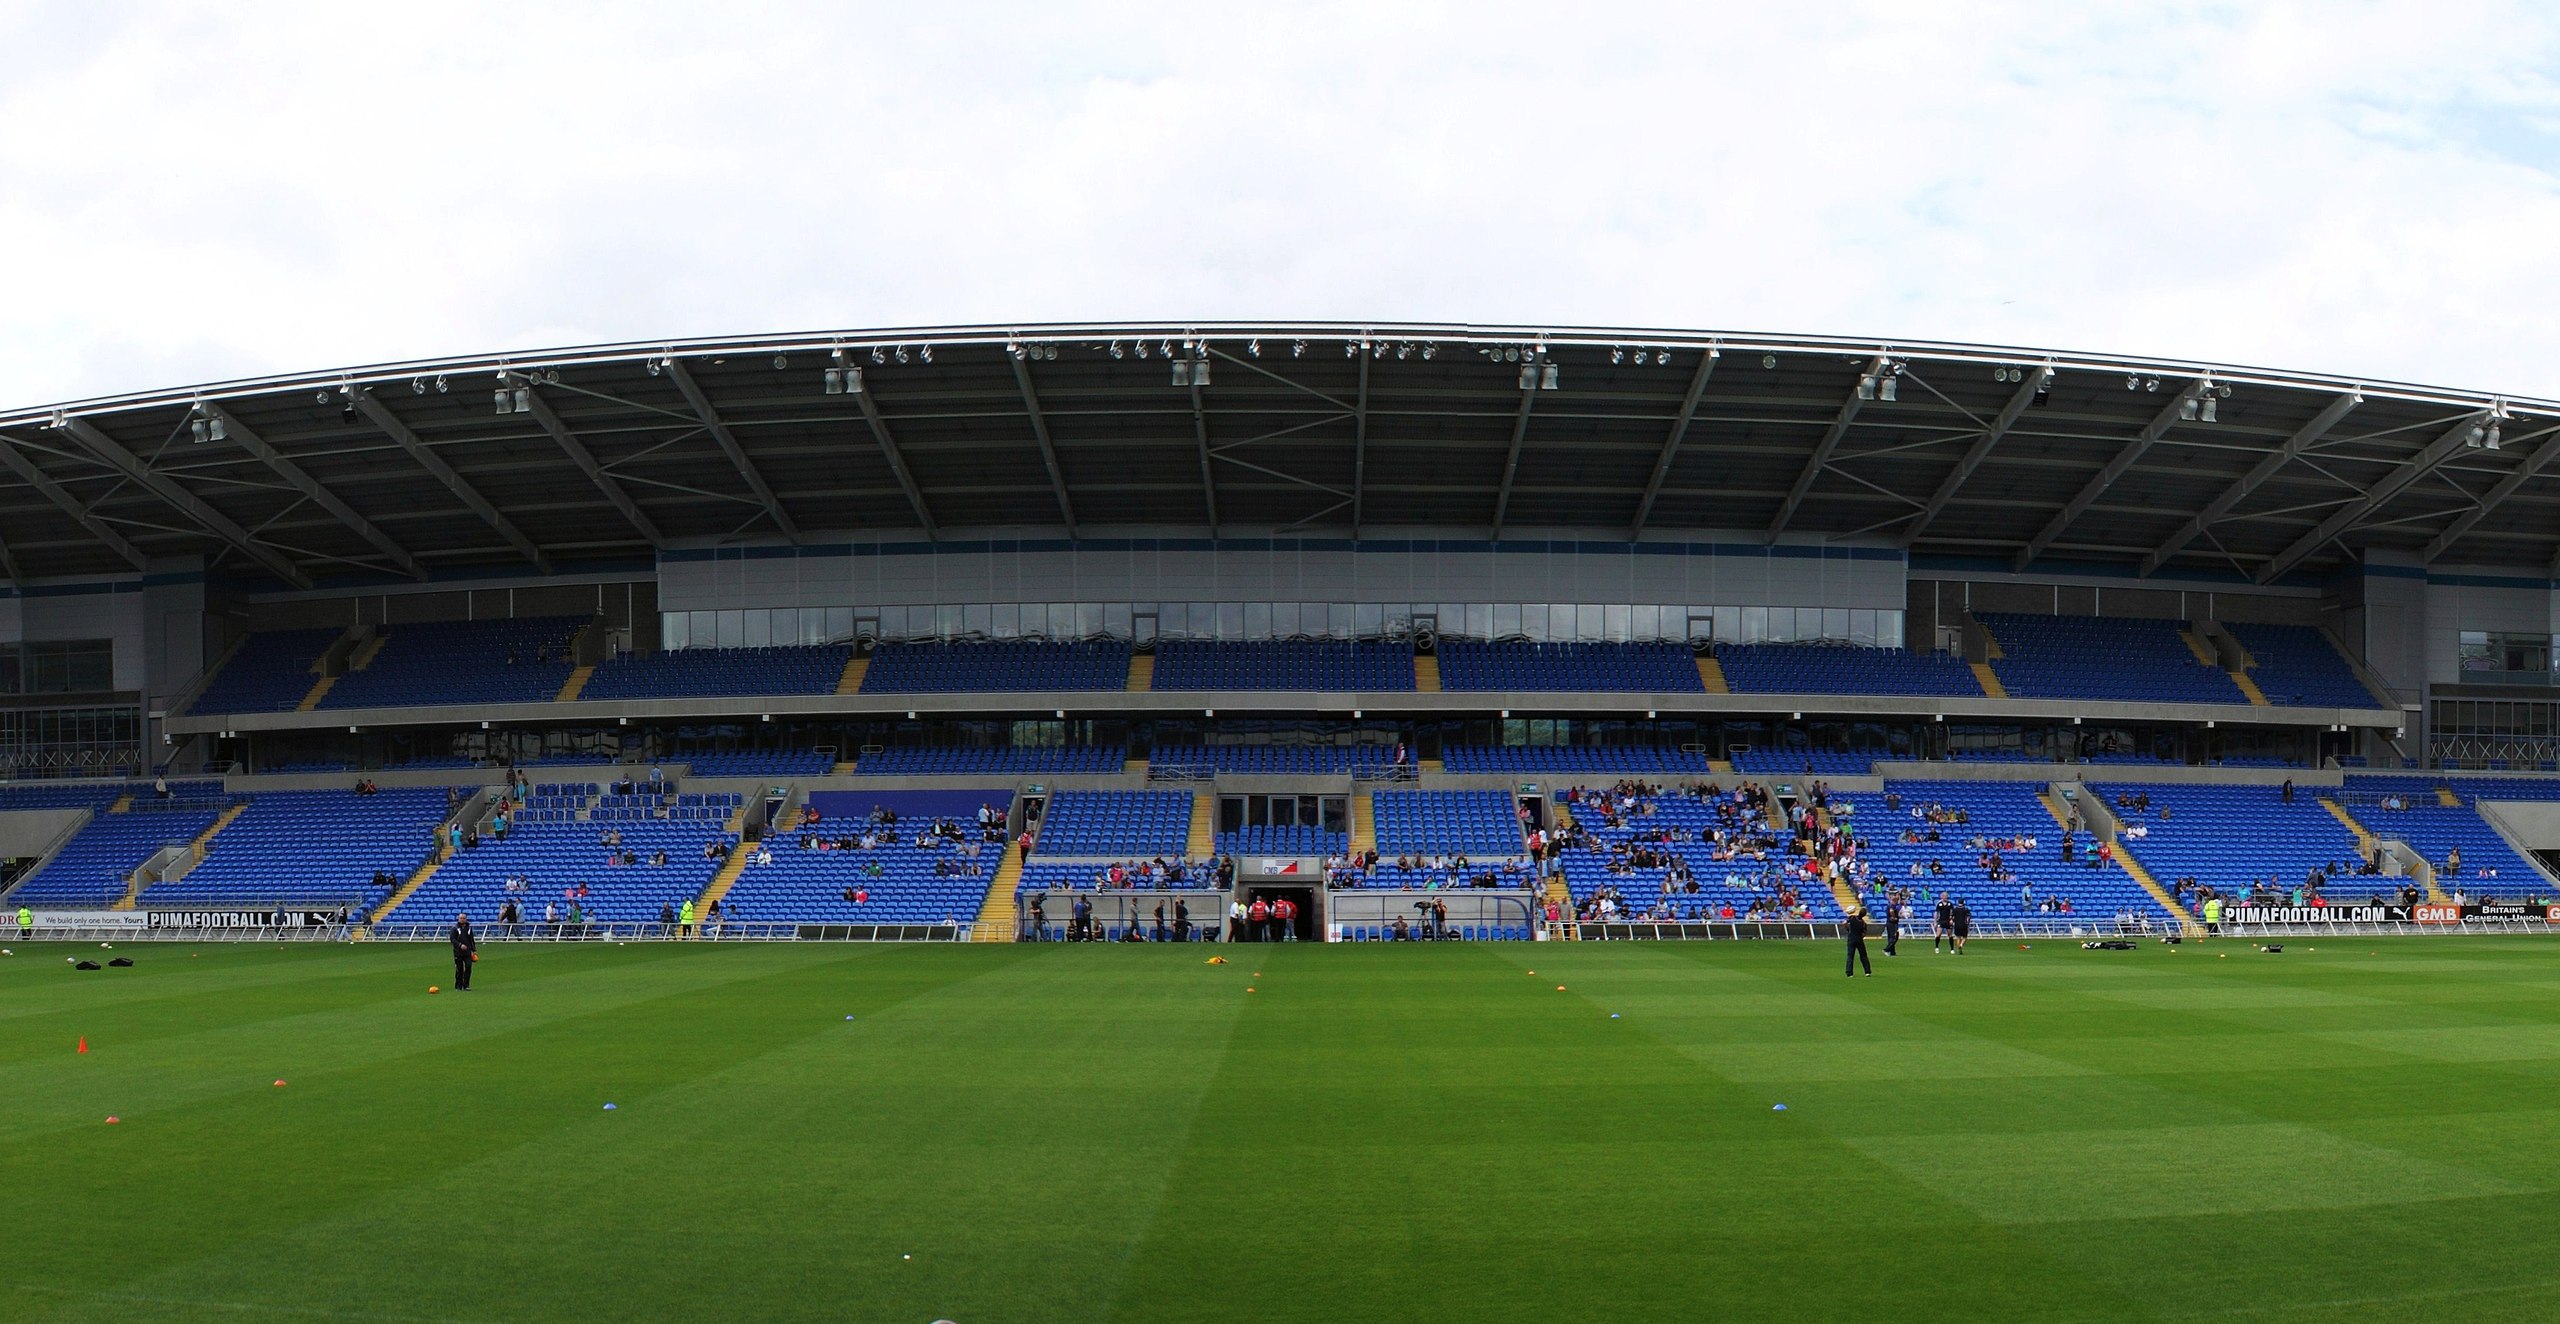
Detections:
1,321,2552,590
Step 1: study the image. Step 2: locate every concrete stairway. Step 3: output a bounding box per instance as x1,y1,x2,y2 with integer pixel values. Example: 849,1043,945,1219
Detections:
1188,791,1216,857
1969,662,2007,698
296,675,338,711
696,847,751,917
2324,796,2450,902
1696,655,1729,693
371,847,449,923
1350,793,1375,854
1707,757,1735,776
1415,655,1441,691
970,844,1025,942
1126,655,1154,691
835,656,868,695
555,665,595,702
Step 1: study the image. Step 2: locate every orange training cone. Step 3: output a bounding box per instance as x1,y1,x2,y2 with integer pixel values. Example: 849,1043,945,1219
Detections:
77,1036,87,1054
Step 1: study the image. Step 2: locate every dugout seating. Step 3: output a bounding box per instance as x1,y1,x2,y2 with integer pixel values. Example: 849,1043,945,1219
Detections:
321,617,585,709
1716,644,1981,697
1977,613,2247,705
1434,641,1704,692
857,640,1132,693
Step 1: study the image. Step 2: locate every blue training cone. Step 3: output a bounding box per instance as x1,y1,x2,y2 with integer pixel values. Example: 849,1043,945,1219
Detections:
602,1103,617,1111
1772,1103,1789,1112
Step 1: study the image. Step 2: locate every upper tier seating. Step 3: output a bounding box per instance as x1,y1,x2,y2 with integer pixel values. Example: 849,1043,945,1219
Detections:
1978,614,2247,705
188,629,341,714
385,819,735,924
582,644,854,700
142,787,449,909
858,641,1131,693
1150,745,1395,775
1034,790,1194,856
7,801,229,906
1730,749,1877,778
2226,624,2380,708
856,746,1125,777
1370,790,1524,856
1717,644,1981,697
1837,780,2173,925
1148,641,1414,691
722,810,1009,925
2095,783,2365,900
676,750,838,779
1216,825,1349,856
322,617,584,709
0,779,218,812
1440,746,1716,775
2345,775,2560,803
1435,641,1703,692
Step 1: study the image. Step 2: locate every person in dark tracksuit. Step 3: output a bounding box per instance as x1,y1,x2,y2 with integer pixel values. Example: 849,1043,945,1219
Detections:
1844,904,1873,977
1172,897,1191,942
1949,896,1972,954
1882,891,1902,957
449,913,478,991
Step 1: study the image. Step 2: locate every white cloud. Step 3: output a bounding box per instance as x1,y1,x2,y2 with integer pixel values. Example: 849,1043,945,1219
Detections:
1,0,2557,407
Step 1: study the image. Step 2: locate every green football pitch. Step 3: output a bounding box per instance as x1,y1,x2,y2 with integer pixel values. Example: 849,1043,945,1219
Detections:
7,935,2560,1323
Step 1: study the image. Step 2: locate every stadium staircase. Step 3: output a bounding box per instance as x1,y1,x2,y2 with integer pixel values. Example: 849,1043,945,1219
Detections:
2436,787,2461,807
349,632,390,671
2324,796,2451,903
1419,755,1444,774
2179,630,2217,666
370,846,449,923
296,675,338,711
696,847,750,918
1542,872,1572,933
1349,794,1376,854
1968,662,2007,698
555,665,595,702
971,844,1025,942
2047,790,2201,935
1188,791,1216,857
1707,757,1735,776
1415,655,1441,691
108,793,133,814
835,656,868,694
1126,655,1154,690
111,801,248,911
2229,672,2272,706
1696,655,1729,693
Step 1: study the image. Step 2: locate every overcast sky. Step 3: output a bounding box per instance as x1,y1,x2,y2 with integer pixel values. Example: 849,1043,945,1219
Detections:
2,1,2556,409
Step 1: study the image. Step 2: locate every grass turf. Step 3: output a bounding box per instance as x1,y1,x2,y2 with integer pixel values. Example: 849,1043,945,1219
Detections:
5,935,2560,1322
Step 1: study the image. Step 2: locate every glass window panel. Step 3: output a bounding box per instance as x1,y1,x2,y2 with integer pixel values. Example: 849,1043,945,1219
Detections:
1603,604,1630,641
828,607,854,643
1355,603,1384,637
1631,605,1657,641
1104,603,1131,638
1569,604,1595,640
662,614,686,651
770,608,798,645
742,611,770,648
1244,601,1271,638
1217,603,1243,639
1741,606,1769,644
1271,602,1298,636
1383,603,1410,633
1328,604,1351,638
1465,604,1491,639
992,603,1019,638
931,604,957,638
964,603,991,636
1077,603,1104,638
1824,608,1850,641
717,611,745,648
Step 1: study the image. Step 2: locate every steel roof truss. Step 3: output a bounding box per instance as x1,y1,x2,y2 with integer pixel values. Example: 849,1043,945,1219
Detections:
662,360,800,543
2256,409,2492,584
512,380,666,548
2013,379,2205,571
201,403,423,580
1766,355,1887,541
52,416,309,587
350,391,552,574
1631,347,1721,538
1007,357,1079,536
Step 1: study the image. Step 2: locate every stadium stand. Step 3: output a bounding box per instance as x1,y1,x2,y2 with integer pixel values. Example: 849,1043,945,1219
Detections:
1837,780,2173,925
1148,744,1395,775
141,787,449,909
1439,746,1716,775
857,641,1131,693
1033,790,1195,856
385,817,737,924
1716,644,1981,697
1977,613,2247,705
1147,640,1413,690
2095,782,2369,904
856,746,1125,777
1370,790,1524,856
1215,824,1349,856
1435,641,1703,692
187,628,342,714
1552,783,1842,921
2340,800,2552,896
2226,624,2380,708
321,617,585,709
722,791,1011,925
7,800,229,906
581,644,855,700
1730,749,1877,778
